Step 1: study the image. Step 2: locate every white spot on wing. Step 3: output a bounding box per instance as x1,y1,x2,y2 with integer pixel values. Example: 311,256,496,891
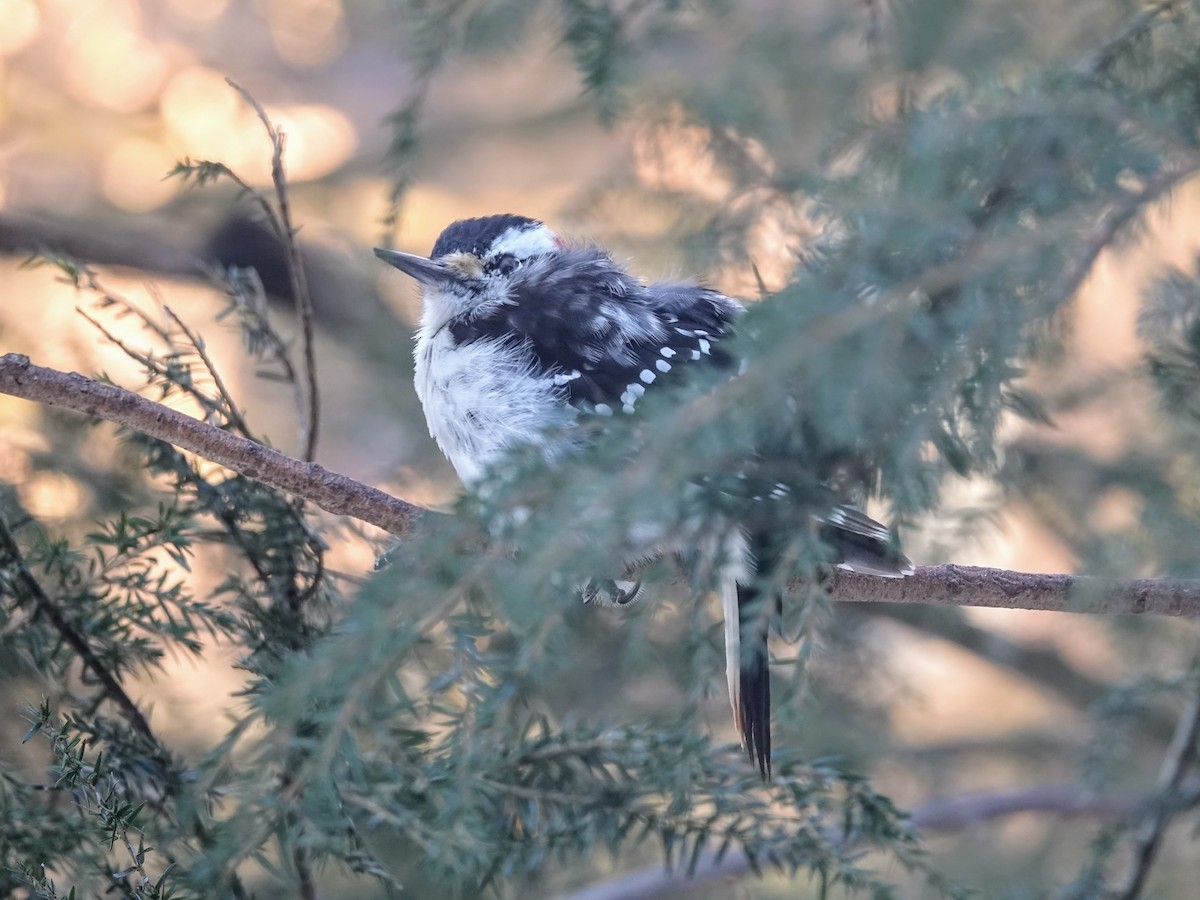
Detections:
661,347,676,358
640,369,656,384
655,359,671,373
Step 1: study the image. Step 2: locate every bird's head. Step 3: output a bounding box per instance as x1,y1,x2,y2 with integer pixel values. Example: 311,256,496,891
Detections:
375,214,561,325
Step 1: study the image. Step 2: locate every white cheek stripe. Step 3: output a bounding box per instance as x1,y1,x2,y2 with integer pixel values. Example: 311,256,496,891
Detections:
490,224,559,259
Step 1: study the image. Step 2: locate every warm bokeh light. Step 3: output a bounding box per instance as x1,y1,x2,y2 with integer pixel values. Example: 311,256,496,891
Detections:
633,107,738,204
57,0,175,113
887,629,1079,743
0,404,42,483
160,65,357,184
266,102,358,182
18,469,87,520
632,106,815,295
0,0,40,58
158,64,244,155
101,135,183,211
163,0,230,26
262,0,347,67
719,189,817,297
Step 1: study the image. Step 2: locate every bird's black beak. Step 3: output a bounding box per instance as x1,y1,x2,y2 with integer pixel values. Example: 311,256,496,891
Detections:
373,248,461,286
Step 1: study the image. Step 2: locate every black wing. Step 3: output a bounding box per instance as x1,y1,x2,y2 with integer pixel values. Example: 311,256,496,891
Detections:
448,247,742,413
819,506,914,577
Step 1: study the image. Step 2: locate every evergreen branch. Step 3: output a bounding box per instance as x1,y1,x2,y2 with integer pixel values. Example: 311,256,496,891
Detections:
896,157,1200,318
0,353,421,536
225,78,321,463
1113,655,1200,900
76,306,236,430
557,779,1200,900
1076,0,1181,79
0,509,158,747
0,517,266,896
1050,156,1195,309
70,268,246,430
686,154,1200,444
167,157,277,236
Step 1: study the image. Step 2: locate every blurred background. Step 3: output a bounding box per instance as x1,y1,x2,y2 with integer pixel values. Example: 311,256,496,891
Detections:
2,0,1200,896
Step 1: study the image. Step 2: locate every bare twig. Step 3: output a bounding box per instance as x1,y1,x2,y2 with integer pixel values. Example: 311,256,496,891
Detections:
71,269,258,435
0,353,421,536
163,304,253,438
226,78,320,462
76,306,237,434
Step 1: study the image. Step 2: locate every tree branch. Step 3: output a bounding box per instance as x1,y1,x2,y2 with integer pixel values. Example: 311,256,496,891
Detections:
553,779,1200,900
7,351,1200,616
0,353,421,536
826,565,1200,616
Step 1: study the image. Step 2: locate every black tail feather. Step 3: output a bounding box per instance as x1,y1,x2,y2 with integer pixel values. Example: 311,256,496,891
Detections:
737,581,772,779
725,509,908,779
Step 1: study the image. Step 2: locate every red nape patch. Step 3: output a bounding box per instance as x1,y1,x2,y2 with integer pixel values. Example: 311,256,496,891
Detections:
554,236,566,248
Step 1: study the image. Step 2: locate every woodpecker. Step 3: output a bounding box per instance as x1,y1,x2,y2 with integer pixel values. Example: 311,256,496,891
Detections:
376,214,912,777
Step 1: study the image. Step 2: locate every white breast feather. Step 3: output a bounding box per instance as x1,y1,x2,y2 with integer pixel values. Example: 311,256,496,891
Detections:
414,324,572,485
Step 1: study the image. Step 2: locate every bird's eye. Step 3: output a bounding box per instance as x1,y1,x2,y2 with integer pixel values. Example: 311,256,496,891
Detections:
489,254,520,276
